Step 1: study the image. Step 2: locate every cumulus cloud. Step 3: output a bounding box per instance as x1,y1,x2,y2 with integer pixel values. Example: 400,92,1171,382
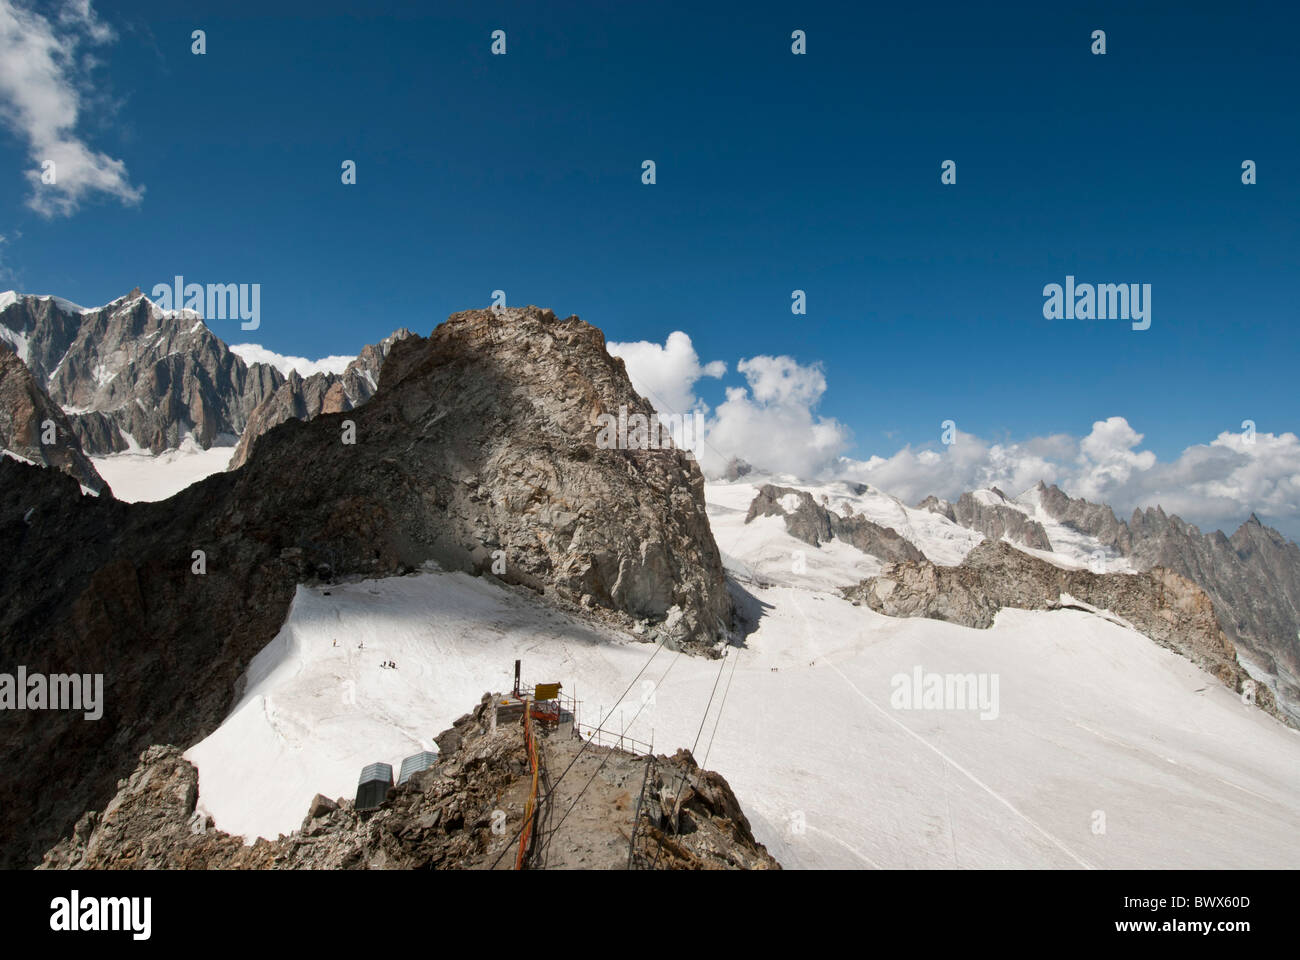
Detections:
836,418,1300,539
701,357,851,478
607,331,851,480
0,0,143,216
606,330,725,414
1074,416,1158,496
839,428,1065,508
734,355,827,407
608,329,1300,539
228,343,355,378
1117,428,1300,532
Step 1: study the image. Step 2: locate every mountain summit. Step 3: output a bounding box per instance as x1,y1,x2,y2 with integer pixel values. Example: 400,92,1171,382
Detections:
0,290,407,462
0,290,280,453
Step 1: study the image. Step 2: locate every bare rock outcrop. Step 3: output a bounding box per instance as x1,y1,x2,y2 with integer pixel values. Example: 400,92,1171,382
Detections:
746,483,924,564
918,488,1053,552
629,748,779,870
227,328,412,469
0,343,107,494
842,539,1281,721
356,307,731,646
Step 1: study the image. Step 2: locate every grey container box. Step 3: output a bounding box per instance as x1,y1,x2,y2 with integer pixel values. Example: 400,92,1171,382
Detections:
397,751,439,786
358,762,394,785
355,762,394,811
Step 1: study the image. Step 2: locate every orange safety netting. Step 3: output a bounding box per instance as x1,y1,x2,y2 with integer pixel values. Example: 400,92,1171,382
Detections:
515,703,541,870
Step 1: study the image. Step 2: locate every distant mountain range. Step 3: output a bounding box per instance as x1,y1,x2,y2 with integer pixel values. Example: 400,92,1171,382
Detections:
1057,487,1300,721
0,289,408,466
916,484,1300,724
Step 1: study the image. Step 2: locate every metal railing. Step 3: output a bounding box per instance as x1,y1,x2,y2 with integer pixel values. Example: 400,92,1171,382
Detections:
626,757,658,869
573,721,654,757
550,690,655,756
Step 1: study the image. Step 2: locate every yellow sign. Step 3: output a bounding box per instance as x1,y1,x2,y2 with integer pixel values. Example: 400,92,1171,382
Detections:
533,683,561,701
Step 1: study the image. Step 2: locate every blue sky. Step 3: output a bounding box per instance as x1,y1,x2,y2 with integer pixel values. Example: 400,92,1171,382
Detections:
1,0,1297,527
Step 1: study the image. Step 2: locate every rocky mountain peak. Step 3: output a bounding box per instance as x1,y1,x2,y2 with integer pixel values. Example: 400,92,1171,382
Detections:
349,304,732,641
0,290,422,465
747,482,925,564
1033,483,1300,725
917,489,1053,553
0,342,107,494
0,290,286,454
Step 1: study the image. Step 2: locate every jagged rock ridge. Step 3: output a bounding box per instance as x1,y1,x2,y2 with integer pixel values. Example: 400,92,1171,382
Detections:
746,483,925,564
0,342,107,494
228,328,412,469
0,290,407,458
1031,482,1300,724
0,290,283,453
918,488,1053,552
842,539,1282,722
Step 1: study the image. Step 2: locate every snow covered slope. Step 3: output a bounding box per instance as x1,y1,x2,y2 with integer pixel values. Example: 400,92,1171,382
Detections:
187,556,1300,868
708,475,987,572
90,436,235,502
1010,485,1135,572
705,480,890,590
704,475,1131,578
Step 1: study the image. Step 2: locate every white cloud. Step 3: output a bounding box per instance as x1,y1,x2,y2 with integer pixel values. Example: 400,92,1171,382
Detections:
1073,415,1158,497
0,0,143,216
1115,428,1300,533
734,355,827,407
606,330,725,414
608,329,1300,539
837,429,1064,509
701,360,851,479
607,331,851,480
836,419,1300,539
228,343,355,379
